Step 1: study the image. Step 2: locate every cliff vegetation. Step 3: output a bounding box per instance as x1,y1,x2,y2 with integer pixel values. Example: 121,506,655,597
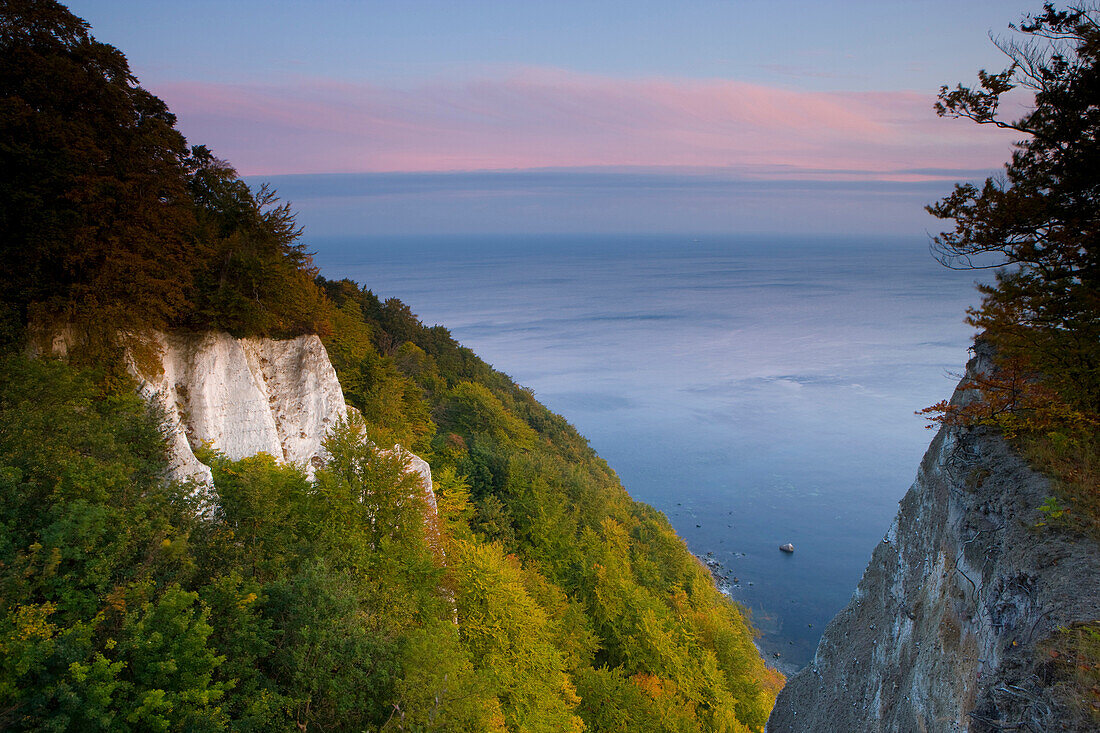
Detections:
922,4,1100,542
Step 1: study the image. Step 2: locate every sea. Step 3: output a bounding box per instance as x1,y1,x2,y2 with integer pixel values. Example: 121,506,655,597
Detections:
310,233,985,674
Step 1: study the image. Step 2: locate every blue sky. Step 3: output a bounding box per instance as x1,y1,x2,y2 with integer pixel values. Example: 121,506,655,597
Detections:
67,0,1040,235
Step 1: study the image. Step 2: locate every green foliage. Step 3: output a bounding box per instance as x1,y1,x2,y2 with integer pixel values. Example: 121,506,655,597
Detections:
316,277,782,731
1,4,778,727
0,355,493,731
383,619,504,732
261,563,400,731
2,283,780,730
452,541,585,733
0,355,219,731
186,147,330,337
442,382,538,453
575,666,699,733
115,584,229,731
319,281,435,452
1037,495,1069,523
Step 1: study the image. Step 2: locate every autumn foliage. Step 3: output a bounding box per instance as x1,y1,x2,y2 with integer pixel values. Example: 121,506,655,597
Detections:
918,351,1099,439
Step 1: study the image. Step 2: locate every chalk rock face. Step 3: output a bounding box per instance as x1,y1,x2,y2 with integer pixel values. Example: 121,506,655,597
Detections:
132,331,347,486
767,342,1100,732
126,332,434,521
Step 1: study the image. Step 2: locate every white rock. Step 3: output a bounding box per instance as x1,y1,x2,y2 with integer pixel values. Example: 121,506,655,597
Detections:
123,331,435,517
131,331,348,485
31,326,439,541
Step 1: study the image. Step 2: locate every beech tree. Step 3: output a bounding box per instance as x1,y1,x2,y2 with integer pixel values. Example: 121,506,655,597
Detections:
0,0,195,337
927,3,1100,410
0,1,330,347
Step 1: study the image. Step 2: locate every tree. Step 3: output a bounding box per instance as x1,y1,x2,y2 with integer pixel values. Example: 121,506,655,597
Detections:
0,1,331,348
0,0,196,339
186,147,330,337
928,3,1100,410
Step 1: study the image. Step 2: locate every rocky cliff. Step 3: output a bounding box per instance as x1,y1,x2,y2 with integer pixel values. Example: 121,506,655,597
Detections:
767,344,1100,732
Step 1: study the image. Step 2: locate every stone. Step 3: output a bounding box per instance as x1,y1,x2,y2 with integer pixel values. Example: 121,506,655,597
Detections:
129,331,348,487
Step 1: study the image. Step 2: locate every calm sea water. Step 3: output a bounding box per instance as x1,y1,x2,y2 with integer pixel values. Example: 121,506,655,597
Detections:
311,234,983,674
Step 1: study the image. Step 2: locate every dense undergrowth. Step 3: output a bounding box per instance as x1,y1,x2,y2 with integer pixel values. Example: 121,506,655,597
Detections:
0,1,780,730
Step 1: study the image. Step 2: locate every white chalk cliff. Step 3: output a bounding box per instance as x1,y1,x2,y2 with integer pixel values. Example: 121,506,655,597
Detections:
124,331,434,512
130,331,344,486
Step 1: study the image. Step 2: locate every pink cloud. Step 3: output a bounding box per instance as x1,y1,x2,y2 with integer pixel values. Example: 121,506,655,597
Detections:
153,68,1023,178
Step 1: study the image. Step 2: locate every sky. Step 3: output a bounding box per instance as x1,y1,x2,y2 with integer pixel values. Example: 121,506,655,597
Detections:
67,0,1041,235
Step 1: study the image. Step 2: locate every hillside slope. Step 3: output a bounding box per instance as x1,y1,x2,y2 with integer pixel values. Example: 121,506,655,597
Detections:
2,313,781,731
0,3,780,728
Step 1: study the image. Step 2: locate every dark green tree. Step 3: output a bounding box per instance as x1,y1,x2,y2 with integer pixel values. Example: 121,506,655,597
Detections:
0,0,196,339
0,1,331,348
186,147,330,337
928,3,1100,409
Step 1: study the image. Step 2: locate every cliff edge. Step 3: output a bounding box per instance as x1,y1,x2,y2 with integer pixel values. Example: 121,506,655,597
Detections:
767,343,1100,732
